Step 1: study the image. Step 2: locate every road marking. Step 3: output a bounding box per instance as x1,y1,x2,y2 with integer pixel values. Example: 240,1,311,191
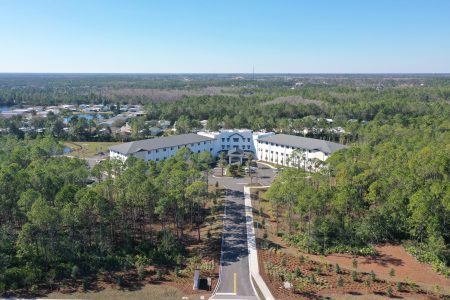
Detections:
234,272,237,294
215,292,237,296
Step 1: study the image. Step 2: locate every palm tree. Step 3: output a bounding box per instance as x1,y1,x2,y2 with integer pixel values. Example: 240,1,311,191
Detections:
245,152,254,175
218,151,226,176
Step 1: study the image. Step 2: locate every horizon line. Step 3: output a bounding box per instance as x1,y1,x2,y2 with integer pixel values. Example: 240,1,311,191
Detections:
1,72,449,75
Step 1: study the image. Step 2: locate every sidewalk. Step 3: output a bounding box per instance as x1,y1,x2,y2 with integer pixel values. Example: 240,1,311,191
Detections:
244,186,275,300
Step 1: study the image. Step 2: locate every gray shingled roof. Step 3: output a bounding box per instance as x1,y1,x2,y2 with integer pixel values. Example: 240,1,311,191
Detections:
257,134,347,154
109,133,215,155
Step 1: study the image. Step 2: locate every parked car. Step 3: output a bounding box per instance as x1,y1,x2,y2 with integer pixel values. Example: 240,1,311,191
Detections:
244,166,257,173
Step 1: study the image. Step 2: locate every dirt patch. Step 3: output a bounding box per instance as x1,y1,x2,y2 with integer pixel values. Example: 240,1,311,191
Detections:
253,194,449,297
258,249,446,300
104,87,238,102
306,244,450,292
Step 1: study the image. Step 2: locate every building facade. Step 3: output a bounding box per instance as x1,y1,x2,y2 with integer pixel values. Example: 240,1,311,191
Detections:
255,134,347,169
197,129,274,156
109,133,216,162
109,130,347,167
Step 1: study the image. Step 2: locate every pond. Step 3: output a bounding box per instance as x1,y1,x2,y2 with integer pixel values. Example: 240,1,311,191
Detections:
0,105,12,112
63,147,73,154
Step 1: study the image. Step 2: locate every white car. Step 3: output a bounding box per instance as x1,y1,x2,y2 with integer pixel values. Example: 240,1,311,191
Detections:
244,166,257,173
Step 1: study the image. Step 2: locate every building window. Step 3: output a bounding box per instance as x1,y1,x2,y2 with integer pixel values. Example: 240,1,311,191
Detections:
156,149,159,153
156,158,159,161
222,145,225,149
163,148,166,151
247,138,250,142
247,145,250,149
233,138,239,142
198,143,200,145
198,150,200,153
227,145,230,149
227,138,230,142
222,138,225,142
171,147,174,150
148,151,151,154
178,146,181,149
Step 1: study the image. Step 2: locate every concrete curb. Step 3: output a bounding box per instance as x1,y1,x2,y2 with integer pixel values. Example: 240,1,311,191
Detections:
244,186,275,300
256,161,278,170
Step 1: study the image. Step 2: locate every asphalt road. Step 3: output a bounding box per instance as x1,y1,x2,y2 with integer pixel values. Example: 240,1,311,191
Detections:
210,163,276,300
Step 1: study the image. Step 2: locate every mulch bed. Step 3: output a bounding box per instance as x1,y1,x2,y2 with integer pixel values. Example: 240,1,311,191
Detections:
258,249,446,300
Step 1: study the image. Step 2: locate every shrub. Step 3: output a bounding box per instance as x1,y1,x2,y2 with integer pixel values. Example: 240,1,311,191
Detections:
325,245,378,256
335,263,341,274
370,270,376,282
155,269,163,280
71,265,79,280
116,276,124,287
82,278,89,291
351,270,358,282
387,286,393,298
337,275,344,287
174,266,180,277
4,266,40,289
294,267,302,278
299,255,305,264
281,257,287,267
389,268,395,277
30,284,38,294
315,264,322,275
396,281,402,292
352,258,358,269
136,265,145,280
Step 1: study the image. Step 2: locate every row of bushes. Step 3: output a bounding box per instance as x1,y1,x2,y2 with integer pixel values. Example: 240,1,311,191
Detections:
404,240,449,277
283,234,378,256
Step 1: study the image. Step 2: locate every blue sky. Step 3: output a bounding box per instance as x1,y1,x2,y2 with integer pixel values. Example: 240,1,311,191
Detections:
0,0,449,73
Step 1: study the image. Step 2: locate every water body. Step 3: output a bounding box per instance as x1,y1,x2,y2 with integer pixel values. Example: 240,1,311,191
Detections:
63,147,73,154
0,105,12,112
64,114,104,123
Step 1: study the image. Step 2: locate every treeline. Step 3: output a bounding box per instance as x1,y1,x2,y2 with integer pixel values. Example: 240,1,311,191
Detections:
1,74,449,107
265,110,450,275
0,136,215,294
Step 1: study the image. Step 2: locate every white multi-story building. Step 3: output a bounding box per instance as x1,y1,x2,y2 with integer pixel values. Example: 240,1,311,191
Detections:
197,129,274,156
109,133,216,162
255,134,347,168
109,130,347,167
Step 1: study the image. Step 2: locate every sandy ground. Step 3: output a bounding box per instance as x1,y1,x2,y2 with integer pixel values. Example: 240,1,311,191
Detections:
307,244,449,291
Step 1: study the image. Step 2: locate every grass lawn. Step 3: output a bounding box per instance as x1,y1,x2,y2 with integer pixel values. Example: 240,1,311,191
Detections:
46,284,205,300
63,141,121,158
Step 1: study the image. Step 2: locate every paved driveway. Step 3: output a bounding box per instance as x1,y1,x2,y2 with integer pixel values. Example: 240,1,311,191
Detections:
209,163,276,300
